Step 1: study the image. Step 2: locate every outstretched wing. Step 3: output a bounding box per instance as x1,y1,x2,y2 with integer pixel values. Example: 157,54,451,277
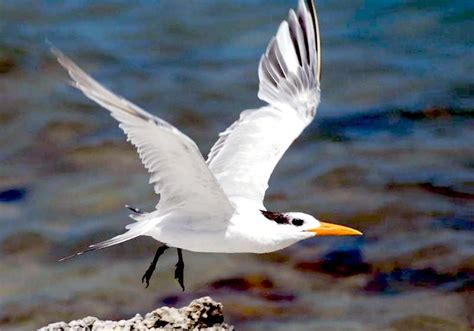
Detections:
207,0,321,208
53,48,234,217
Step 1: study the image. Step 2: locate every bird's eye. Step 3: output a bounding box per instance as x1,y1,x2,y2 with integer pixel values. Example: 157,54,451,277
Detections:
292,218,304,226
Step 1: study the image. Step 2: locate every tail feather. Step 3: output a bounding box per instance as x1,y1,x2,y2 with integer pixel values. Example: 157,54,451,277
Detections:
59,226,148,262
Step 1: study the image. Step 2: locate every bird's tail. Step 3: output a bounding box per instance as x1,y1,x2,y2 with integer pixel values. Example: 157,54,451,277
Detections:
59,214,154,262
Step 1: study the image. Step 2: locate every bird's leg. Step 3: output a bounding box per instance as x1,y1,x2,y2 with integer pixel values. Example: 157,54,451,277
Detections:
175,248,185,291
142,244,168,288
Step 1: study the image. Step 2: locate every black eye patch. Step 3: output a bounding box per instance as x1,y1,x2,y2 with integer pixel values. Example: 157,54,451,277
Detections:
261,210,290,224
291,218,304,226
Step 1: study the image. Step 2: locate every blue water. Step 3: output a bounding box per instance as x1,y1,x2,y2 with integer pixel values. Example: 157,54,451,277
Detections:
0,1,472,330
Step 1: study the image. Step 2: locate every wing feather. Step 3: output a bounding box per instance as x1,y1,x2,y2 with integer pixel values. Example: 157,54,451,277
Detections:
53,48,233,217
207,0,321,207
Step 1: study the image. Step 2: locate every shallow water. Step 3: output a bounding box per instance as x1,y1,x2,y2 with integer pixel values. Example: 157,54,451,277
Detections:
0,0,473,330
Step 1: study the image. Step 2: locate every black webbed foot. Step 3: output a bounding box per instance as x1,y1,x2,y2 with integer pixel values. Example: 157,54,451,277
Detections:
142,244,168,288
175,248,185,291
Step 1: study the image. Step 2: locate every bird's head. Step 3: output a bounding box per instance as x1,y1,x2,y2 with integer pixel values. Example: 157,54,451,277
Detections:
286,212,362,238
261,211,362,241
289,212,362,236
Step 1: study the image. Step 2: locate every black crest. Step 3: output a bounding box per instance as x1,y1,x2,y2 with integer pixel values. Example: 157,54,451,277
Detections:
261,210,290,224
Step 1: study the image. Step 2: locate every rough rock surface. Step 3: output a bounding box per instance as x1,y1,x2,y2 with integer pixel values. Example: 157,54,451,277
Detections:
39,296,234,330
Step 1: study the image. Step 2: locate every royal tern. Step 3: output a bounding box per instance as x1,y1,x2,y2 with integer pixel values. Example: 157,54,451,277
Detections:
54,0,362,291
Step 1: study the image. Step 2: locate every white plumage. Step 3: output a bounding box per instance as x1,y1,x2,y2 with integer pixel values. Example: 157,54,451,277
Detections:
55,0,360,262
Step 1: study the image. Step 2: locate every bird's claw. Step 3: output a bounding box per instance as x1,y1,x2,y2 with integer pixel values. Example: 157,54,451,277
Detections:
141,244,168,289
141,245,184,291
141,266,155,288
174,260,185,291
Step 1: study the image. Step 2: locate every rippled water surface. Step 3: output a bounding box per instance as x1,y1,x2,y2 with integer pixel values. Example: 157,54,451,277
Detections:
0,0,473,330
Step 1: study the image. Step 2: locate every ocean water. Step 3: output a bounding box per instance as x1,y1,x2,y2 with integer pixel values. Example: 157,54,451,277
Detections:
0,0,472,330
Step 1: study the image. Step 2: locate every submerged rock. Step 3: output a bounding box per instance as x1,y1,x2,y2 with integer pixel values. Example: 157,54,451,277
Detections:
0,187,27,202
39,296,233,330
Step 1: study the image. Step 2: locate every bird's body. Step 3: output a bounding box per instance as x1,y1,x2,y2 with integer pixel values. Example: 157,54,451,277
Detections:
54,0,361,289
143,207,314,254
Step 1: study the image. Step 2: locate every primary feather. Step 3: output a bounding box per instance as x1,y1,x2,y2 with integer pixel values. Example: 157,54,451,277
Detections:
207,0,321,208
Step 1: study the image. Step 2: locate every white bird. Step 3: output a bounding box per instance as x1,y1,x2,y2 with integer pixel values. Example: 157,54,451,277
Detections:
54,0,361,291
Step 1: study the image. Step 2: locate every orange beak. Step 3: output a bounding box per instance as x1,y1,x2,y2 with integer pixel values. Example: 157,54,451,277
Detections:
306,221,362,236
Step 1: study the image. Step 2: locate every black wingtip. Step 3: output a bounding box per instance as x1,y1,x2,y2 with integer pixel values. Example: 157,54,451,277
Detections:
125,204,144,214
307,0,321,82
